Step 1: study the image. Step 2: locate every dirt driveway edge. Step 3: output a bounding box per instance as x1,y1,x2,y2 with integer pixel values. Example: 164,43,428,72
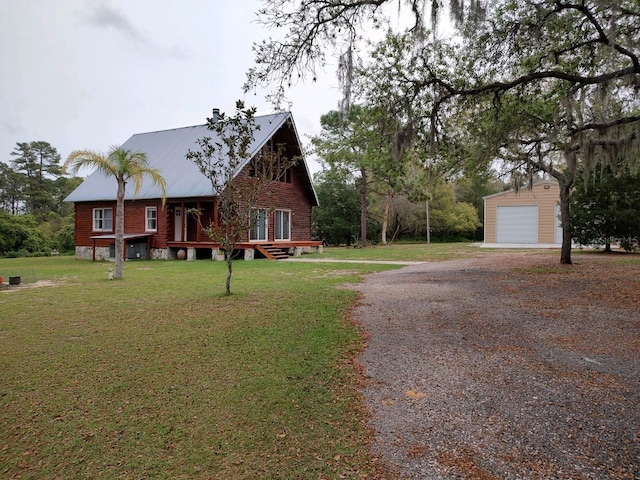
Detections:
350,253,640,479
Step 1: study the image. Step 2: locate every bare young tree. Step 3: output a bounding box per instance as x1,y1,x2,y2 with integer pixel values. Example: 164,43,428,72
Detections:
186,101,297,295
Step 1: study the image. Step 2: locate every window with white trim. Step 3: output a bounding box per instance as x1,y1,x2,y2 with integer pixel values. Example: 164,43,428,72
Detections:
275,210,291,240
93,208,113,231
146,206,157,232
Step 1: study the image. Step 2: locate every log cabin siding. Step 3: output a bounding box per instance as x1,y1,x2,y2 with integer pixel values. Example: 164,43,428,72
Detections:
74,200,168,248
124,201,169,248
484,182,560,244
74,171,313,249
73,167,316,253
74,201,115,248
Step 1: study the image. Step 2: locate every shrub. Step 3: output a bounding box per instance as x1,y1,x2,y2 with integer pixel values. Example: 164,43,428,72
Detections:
0,212,52,254
54,224,75,252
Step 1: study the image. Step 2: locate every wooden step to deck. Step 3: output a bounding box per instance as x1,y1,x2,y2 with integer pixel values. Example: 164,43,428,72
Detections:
255,244,290,260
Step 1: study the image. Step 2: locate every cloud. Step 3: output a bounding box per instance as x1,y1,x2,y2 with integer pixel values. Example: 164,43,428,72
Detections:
1,120,23,136
84,3,188,60
87,3,148,44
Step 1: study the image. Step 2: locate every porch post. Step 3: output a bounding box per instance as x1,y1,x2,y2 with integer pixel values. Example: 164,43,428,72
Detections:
181,201,185,241
196,201,201,242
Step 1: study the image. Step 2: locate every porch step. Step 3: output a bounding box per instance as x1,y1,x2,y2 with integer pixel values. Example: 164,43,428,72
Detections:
256,244,290,260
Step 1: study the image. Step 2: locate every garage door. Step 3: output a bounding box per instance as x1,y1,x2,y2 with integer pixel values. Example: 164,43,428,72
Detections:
496,205,538,243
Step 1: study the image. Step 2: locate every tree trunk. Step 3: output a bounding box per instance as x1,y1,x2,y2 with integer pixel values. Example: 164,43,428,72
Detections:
425,186,431,244
360,166,367,248
224,231,233,295
115,179,126,279
541,149,575,265
381,187,391,245
558,178,572,265
225,253,233,296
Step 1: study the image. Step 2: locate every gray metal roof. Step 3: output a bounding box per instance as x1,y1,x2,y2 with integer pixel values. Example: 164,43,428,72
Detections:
65,111,315,202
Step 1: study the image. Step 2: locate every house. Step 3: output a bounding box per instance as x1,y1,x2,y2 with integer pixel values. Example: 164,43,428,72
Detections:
65,111,322,261
483,181,562,246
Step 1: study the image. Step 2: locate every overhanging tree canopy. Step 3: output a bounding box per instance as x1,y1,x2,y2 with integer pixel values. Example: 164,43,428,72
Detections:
247,0,640,263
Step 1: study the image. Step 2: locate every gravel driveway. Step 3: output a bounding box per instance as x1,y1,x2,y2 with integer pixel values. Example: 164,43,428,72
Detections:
351,252,640,479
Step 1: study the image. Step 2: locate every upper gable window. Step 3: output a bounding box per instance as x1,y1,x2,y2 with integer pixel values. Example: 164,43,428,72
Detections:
93,208,113,232
248,144,292,183
146,206,157,232
249,161,292,183
278,168,292,183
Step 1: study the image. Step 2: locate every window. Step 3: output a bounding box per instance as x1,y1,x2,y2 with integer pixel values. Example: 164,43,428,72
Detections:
275,210,290,240
250,209,267,241
278,168,292,183
146,206,157,232
248,155,291,183
93,208,113,231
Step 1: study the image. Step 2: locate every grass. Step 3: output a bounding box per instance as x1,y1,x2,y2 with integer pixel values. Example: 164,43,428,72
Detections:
0,255,398,479
312,241,482,262
1,241,588,478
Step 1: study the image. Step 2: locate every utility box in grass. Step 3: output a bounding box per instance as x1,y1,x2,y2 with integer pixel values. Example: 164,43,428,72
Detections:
9,276,20,285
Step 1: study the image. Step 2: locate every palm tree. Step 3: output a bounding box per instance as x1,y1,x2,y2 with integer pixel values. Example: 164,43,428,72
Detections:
63,145,166,279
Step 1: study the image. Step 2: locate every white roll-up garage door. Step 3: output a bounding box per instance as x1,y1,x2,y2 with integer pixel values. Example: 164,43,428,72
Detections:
496,205,538,243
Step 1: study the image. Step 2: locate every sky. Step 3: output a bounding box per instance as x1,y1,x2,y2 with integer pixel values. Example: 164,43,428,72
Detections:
0,0,344,176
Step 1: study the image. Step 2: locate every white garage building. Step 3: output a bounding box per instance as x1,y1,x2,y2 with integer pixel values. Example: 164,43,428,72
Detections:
483,181,562,247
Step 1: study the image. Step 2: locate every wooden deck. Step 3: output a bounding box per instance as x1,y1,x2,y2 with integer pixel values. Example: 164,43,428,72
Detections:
166,240,323,260
166,240,322,249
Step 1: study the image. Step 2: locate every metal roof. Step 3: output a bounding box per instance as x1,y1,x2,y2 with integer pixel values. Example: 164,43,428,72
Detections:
65,111,315,202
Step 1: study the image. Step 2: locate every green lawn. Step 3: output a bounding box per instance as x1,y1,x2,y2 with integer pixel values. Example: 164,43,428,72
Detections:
312,241,484,262
1,255,400,479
